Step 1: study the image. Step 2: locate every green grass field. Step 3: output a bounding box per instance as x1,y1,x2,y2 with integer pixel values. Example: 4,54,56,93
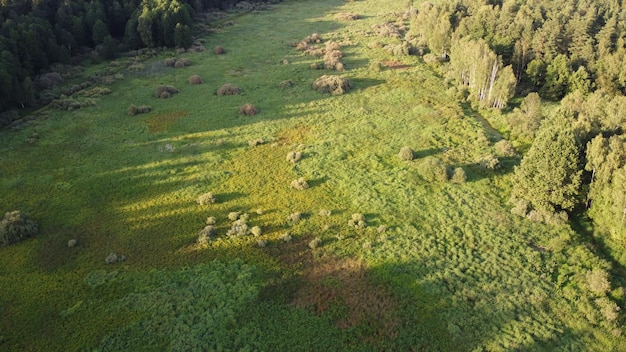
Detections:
1,0,625,350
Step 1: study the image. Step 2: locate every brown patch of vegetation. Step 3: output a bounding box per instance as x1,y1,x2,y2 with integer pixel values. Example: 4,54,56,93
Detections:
145,111,188,132
213,45,225,54
292,257,400,340
372,22,401,37
238,103,259,116
217,83,241,96
155,85,180,98
128,104,152,116
312,75,352,95
335,12,360,21
188,75,204,85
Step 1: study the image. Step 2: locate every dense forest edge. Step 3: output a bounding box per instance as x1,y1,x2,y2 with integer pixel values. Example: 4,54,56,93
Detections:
2,0,626,350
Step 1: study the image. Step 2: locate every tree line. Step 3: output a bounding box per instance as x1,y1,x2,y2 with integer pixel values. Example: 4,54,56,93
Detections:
0,0,258,111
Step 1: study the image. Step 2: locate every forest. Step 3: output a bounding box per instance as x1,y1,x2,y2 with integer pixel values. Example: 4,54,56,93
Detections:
1,0,626,350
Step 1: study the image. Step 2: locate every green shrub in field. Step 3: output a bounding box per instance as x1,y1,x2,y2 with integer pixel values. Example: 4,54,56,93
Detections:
228,212,241,221
286,151,302,163
105,253,126,264
312,75,352,95
417,156,448,182
213,45,225,55
288,212,302,222
67,239,77,247
348,213,367,229
586,269,611,295
198,225,216,245
227,218,249,237
188,75,204,85
450,167,467,184
319,209,331,217
250,226,262,237
308,237,322,249
206,217,216,225
196,192,216,205
217,83,241,96
291,177,309,190
398,146,415,161
0,211,38,248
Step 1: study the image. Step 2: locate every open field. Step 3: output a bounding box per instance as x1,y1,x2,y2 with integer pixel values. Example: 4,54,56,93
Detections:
0,0,624,350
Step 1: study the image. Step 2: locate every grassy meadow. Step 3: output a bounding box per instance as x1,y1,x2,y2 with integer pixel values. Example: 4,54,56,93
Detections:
1,0,625,350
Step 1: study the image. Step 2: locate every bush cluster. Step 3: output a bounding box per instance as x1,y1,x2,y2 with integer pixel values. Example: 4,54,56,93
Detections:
188,75,204,85
128,104,152,116
286,151,302,163
335,13,360,21
155,85,179,99
450,167,467,184
324,41,345,71
417,156,449,182
398,146,415,161
164,57,191,67
0,211,39,247
308,237,322,249
312,75,352,95
288,212,302,222
348,213,367,229
198,225,216,245
239,103,259,116
291,177,309,190
50,95,96,110
213,46,225,55
217,84,241,96
279,80,295,89
196,192,216,205
105,252,126,264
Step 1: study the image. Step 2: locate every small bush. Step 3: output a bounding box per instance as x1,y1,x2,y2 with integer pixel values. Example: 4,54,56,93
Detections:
128,104,152,116
417,156,448,182
494,139,516,157
239,103,259,116
398,146,414,161
308,237,322,249
164,58,176,67
177,58,192,66
377,225,387,234
155,85,179,98
279,80,295,89
335,13,360,21
288,212,302,222
319,209,331,217
280,233,292,242
450,167,467,184
228,212,241,221
227,218,249,237
286,151,302,163
291,177,309,190
250,226,262,237
369,61,383,72
213,46,225,55
196,192,216,205
217,84,241,96
312,75,352,95
0,211,38,248
198,225,216,245
348,213,367,229
256,239,268,248
480,154,500,170
206,217,216,225
67,239,77,248
105,253,126,264
174,61,185,68
384,42,410,57
596,297,620,322
372,22,400,37
248,138,265,147
188,75,204,85
587,269,611,295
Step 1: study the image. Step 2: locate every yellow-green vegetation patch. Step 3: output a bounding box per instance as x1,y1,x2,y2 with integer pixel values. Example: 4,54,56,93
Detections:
144,111,189,133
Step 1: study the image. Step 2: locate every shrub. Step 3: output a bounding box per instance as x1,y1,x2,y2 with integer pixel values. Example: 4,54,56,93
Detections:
196,192,216,205
335,13,360,21
384,42,410,57
188,75,204,85
369,61,383,72
239,104,259,116
596,297,620,322
250,226,262,237
279,80,295,89
174,61,185,68
481,154,500,170
0,211,38,248
227,218,249,237
206,217,216,225
308,237,322,249
319,209,331,217
128,104,152,116
348,213,367,229
228,212,241,221
155,85,179,98
288,212,302,222
198,225,216,245
291,177,309,190
377,225,387,234
494,139,516,157
417,156,448,182
256,239,268,248
177,58,191,66
105,253,126,264
398,146,415,161
312,75,352,95
450,167,467,184
164,58,176,67
213,46,225,55
372,22,400,37
587,269,611,295
280,233,292,242
67,239,77,248
217,84,241,96
286,151,302,163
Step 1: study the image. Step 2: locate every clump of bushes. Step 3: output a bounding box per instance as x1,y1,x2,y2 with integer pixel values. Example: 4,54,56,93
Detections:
196,192,216,205
323,41,345,71
214,46,225,55
494,139,516,157
384,42,410,57
77,86,112,97
228,212,241,221
0,211,39,247
188,75,204,85
372,22,401,37
308,237,322,249
319,209,331,217
50,96,96,110
348,213,367,229
128,104,152,116
280,233,292,242
239,103,259,116
335,13,360,21
279,80,295,89
155,85,180,99
250,226,262,237
248,138,265,147
105,253,126,264
206,217,216,225
450,167,467,184
398,146,415,161
198,225,216,245
164,58,192,68
217,83,241,96
586,269,611,295
227,217,249,237
480,154,500,170
417,156,449,182
291,177,309,190
286,151,302,163
312,75,352,95
256,239,268,248
288,212,302,222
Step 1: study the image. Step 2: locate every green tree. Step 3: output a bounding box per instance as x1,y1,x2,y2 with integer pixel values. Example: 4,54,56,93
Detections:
92,19,109,45
174,23,192,48
540,54,571,100
510,115,582,222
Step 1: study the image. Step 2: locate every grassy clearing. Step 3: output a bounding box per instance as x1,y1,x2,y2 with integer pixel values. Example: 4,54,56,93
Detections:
0,0,624,350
